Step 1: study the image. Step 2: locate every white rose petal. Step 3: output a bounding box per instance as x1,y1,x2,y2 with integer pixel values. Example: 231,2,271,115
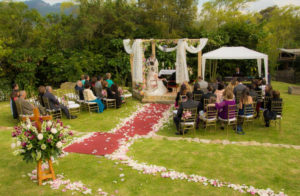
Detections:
56,141,62,148
16,141,21,147
51,128,57,134
37,134,43,140
11,143,16,149
47,121,52,127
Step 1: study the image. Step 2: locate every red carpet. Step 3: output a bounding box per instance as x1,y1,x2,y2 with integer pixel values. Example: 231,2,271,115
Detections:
64,103,170,156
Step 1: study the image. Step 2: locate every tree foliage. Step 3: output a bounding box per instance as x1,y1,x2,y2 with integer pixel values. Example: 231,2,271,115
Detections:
0,0,299,90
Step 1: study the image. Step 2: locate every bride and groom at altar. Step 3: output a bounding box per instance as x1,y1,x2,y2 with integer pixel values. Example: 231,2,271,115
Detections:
145,55,176,96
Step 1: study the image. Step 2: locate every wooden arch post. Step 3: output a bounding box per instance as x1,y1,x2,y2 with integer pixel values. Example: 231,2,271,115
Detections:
198,50,202,77
151,41,156,58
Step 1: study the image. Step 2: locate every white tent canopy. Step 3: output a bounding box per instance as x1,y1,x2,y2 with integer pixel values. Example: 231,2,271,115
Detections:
202,46,269,83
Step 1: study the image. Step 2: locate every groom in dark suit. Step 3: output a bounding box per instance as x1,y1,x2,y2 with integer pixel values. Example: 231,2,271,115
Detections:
173,92,200,135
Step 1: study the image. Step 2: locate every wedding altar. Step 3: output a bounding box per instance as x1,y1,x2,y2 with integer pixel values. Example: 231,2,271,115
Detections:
123,38,208,103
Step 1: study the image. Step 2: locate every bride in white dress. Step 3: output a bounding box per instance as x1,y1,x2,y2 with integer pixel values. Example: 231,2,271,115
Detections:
146,67,168,96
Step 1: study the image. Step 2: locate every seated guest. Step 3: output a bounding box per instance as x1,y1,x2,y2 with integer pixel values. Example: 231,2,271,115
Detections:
249,83,258,101
95,76,103,98
80,74,85,85
16,90,46,115
193,83,204,96
38,86,46,107
82,74,90,86
105,73,114,88
263,90,282,127
264,84,272,97
200,85,216,110
226,78,237,92
197,76,208,90
75,80,84,100
43,86,77,119
237,88,253,135
233,77,246,97
175,84,187,108
183,81,192,92
214,82,225,103
173,92,200,135
215,89,236,129
10,84,20,119
83,83,105,113
109,84,122,108
91,76,97,94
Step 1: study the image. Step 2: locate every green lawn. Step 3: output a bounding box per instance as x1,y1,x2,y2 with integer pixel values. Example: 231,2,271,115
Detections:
0,81,299,195
158,81,300,145
129,138,300,196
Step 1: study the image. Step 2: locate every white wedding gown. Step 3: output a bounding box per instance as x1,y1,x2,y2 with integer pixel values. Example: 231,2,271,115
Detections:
147,79,168,96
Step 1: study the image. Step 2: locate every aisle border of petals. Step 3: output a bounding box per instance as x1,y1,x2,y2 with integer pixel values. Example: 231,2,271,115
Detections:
27,103,288,195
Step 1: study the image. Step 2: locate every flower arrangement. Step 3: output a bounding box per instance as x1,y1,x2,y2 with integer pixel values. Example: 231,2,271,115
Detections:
182,111,192,120
11,119,73,163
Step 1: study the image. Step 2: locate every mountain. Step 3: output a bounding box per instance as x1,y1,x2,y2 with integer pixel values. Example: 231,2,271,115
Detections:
23,0,71,16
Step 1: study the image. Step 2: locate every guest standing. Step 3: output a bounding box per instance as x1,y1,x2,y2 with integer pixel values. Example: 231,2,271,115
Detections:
106,73,114,88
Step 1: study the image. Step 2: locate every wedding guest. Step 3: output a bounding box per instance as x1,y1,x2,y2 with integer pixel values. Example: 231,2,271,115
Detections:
193,83,204,96
260,79,267,97
175,84,187,107
263,90,282,127
197,76,208,90
44,86,77,119
264,83,272,97
200,85,216,110
215,89,236,129
173,92,200,135
16,90,46,115
82,74,90,86
249,83,258,101
233,67,243,77
95,76,103,98
81,74,85,85
237,88,253,135
91,76,97,93
10,86,19,119
214,82,225,103
83,83,105,112
38,86,46,107
199,96,217,119
75,80,84,100
109,84,122,108
233,77,246,97
106,73,114,88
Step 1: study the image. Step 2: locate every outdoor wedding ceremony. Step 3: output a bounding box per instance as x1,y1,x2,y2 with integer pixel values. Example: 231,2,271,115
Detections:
0,0,300,195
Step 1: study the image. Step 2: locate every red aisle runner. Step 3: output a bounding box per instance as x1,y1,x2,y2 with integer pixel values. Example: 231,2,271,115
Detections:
64,103,170,156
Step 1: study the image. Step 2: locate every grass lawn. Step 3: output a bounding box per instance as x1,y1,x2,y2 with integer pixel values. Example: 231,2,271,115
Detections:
158,81,300,145
129,138,300,196
0,81,299,195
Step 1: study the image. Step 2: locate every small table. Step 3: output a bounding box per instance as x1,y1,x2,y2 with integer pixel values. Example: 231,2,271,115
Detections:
159,69,176,77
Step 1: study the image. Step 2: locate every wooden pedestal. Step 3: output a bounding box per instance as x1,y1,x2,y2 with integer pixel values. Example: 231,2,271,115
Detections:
37,159,56,185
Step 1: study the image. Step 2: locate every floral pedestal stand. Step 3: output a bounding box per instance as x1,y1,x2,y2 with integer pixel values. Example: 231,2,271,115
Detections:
22,108,55,185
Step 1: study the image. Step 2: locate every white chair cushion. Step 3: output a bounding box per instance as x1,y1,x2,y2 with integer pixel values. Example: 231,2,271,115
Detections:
276,115,282,119
123,94,132,98
200,116,217,122
219,117,237,122
68,101,75,105
180,122,195,126
239,115,254,118
68,104,80,109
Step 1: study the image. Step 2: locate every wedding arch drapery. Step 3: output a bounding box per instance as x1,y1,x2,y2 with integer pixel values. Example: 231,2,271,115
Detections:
123,39,144,83
157,38,208,84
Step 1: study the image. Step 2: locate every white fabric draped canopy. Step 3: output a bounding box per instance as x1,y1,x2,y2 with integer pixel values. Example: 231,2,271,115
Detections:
157,38,208,84
123,38,208,84
202,47,269,83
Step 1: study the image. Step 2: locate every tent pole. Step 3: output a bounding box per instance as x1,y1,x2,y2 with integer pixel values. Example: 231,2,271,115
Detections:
198,51,202,77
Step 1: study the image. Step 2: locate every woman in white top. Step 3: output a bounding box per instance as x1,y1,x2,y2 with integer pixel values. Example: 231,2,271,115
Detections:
83,83,104,113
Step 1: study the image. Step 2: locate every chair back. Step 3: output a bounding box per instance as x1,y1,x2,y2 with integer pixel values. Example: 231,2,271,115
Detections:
182,108,197,122
243,104,254,116
206,105,217,119
263,96,271,108
255,90,263,102
227,104,236,119
235,91,243,104
42,97,51,110
193,94,202,101
15,100,23,116
271,100,283,116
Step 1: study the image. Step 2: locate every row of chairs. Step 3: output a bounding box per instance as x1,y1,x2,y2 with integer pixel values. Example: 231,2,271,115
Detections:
177,98,283,136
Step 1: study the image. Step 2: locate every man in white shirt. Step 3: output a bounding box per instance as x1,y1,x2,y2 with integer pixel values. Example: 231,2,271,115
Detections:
197,76,208,90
